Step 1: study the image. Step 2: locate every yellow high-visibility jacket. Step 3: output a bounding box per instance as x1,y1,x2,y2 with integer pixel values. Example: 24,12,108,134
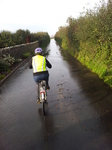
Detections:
32,55,47,73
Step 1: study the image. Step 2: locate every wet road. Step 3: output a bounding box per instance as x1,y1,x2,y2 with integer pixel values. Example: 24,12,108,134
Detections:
0,39,112,150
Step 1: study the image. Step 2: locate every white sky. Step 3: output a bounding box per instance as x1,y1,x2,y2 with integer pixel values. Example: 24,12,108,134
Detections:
0,0,107,36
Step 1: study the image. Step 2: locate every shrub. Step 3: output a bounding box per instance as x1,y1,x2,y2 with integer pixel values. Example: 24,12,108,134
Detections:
0,74,5,80
23,52,30,58
3,54,15,66
15,58,22,64
0,59,9,72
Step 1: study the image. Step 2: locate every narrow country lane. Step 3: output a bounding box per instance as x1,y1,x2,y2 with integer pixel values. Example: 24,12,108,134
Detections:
0,39,112,150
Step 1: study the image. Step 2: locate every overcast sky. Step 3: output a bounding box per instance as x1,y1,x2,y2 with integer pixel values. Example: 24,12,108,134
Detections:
0,0,107,36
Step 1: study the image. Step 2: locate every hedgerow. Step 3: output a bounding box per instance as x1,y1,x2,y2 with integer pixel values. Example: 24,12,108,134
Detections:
54,0,112,87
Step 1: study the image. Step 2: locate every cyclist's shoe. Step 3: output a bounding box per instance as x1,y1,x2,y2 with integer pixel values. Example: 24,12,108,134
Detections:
46,85,50,90
37,99,40,103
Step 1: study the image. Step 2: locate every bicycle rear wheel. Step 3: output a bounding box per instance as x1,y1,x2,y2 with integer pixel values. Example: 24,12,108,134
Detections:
43,100,46,116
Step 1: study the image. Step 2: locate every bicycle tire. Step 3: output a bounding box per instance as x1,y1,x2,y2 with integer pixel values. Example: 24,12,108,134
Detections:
38,80,47,116
43,101,46,116
39,83,41,101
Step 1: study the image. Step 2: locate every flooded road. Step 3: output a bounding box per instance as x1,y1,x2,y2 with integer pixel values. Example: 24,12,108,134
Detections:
0,39,112,150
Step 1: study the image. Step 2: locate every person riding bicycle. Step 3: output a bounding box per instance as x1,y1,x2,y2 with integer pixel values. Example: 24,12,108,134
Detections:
28,47,52,102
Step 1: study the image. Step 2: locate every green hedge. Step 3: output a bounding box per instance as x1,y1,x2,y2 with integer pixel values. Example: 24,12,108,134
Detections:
54,0,112,87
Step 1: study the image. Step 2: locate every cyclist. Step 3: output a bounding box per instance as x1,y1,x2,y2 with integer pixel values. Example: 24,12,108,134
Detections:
28,47,52,102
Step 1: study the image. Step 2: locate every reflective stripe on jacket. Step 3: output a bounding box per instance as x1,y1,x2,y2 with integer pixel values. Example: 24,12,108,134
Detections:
32,55,47,73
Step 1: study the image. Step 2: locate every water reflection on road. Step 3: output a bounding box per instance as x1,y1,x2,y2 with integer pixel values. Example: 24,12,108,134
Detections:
0,39,112,150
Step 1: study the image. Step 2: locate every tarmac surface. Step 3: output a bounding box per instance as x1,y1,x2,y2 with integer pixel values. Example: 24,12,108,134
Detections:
0,39,112,150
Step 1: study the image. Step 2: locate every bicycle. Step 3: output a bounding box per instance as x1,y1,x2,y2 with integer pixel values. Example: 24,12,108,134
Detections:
38,80,47,116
